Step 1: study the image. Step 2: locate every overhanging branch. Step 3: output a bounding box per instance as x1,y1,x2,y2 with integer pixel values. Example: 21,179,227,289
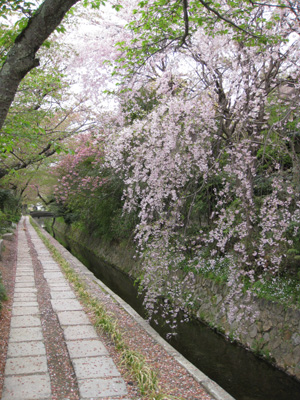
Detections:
0,0,81,131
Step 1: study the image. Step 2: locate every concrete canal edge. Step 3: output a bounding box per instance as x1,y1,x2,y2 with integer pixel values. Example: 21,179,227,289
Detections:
94,277,235,400
34,221,235,400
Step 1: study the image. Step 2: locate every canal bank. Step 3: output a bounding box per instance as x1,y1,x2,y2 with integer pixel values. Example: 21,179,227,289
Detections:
43,218,300,400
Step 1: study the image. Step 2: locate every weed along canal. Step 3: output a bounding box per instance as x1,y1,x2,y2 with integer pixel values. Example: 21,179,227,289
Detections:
46,224,300,400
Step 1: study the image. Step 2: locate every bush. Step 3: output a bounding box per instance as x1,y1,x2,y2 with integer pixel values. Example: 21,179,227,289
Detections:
53,172,138,242
0,189,21,230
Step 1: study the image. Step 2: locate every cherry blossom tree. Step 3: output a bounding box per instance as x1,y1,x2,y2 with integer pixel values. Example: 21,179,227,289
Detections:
53,133,105,206
0,35,97,180
49,0,300,329
101,3,300,327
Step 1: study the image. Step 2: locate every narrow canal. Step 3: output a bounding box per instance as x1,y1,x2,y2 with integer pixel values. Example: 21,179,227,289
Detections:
50,226,300,400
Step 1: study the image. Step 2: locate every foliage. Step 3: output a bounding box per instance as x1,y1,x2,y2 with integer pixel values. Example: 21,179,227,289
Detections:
0,1,41,16
0,188,21,229
114,0,297,80
252,274,300,309
52,134,138,240
0,34,94,180
0,0,295,336
100,2,300,329
0,2,41,64
42,0,300,333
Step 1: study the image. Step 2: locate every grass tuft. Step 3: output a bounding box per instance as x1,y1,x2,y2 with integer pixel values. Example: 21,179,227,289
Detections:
0,277,7,312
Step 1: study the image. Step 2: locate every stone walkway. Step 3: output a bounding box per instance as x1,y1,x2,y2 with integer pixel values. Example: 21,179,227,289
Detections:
1,217,129,400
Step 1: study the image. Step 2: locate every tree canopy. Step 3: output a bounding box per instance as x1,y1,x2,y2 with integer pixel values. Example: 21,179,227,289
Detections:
1,0,300,330
1,1,297,131
0,0,84,131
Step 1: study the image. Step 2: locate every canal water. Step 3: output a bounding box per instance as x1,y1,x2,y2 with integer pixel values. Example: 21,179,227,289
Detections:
52,227,300,400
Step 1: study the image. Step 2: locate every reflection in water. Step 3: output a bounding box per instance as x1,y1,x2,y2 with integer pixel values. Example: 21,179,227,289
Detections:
55,230,300,400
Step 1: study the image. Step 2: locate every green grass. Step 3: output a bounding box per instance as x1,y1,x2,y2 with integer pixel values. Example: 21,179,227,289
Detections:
185,254,300,309
0,273,7,312
251,274,300,309
30,218,179,400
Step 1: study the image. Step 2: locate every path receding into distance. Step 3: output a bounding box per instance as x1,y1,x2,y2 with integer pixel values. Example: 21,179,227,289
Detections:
2,216,129,400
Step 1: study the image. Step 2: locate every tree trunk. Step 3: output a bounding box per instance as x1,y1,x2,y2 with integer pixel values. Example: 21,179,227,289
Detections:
0,0,81,131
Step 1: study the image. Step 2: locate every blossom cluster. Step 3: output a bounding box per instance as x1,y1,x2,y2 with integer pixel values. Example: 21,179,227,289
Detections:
103,7,300,327
53,2,300,330
54,134,106,206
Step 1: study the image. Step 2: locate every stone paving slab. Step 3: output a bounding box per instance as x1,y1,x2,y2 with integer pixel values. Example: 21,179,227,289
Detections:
41,262,60,265
16,262,32,265
63,325,99,340
15,276,35,283
16,265,32,268
15,272,34,276
16,263,33,266
51,290,76,299
12,298,38,307
14,292,37,300
9,327,43,342
66,339,108,358
14,287,37,293
40,261,59,265
51,298,83,312
48,285,71,291
72,356,121,379
47,282,70,287
12,306,39,315
2,374,51,400
57,310,91,326
46,280,69,286
12,301,38,307
14,295,37,301
5,355,48,375
45,277,68,283
78,377,128,398
15,270,34,274
101,398,131,400
14,282,35,288
15,275,34,279
40,260,59,264
17,264,33,267
10,315,41,328
43,267,61,272
7,341,46,358
15,269,33,273
44,272,65,279
15,271,34,276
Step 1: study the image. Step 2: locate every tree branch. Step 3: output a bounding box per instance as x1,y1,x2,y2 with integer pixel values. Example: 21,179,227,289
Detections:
196,0,260,38
35,185,53,205
181,0,189,45
0,0,81,131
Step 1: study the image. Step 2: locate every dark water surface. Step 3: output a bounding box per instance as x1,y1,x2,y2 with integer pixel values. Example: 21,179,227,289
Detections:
53,228,300,400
